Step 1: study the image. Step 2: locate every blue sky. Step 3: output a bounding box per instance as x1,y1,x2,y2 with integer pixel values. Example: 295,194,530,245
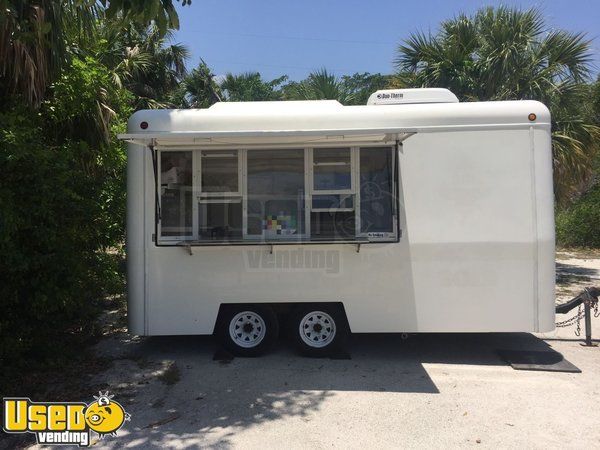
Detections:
174,0,600,81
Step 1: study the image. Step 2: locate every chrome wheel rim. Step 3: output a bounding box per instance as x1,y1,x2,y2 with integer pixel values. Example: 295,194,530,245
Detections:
229,311,267,348
299,311,336,348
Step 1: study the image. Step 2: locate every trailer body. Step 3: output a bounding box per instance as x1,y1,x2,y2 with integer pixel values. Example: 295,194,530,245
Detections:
120,89,555,336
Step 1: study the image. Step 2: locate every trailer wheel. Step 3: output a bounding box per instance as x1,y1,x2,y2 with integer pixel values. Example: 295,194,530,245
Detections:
217,306,278,357
291,305,348,357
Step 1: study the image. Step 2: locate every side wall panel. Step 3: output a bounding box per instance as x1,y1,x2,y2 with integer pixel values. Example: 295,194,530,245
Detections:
399,130,537,331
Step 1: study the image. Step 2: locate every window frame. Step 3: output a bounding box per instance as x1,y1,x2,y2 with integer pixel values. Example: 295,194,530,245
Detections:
308,147,357,241
155,144,400,246
195,150,243,242
157,150,194,242
355,146,399,241
310,147,355,194
243,148,308,242
197,149,242,197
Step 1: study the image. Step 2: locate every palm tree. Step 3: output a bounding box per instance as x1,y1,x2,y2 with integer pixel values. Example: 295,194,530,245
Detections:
221,72,287,102
103,0,184,36
0,0,186,108
173,60,222,108
341,72,394,105
395,6,599,202
0,1,99,107
120,27,190,109
80,21,190,109
284,69,355,104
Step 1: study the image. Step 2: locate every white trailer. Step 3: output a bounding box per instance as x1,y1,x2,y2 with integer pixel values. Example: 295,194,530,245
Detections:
119,88,555,356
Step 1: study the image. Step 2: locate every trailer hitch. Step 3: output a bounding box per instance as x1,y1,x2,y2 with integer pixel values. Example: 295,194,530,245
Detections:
555,287,599,346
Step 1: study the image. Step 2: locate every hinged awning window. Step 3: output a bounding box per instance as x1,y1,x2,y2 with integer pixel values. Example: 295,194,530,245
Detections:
117,128,417,147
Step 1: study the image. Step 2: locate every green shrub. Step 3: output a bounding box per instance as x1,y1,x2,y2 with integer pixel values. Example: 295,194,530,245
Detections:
0,58,130,367
556,183,600,248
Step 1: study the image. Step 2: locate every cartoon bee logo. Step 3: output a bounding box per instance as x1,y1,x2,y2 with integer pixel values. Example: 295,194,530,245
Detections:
84,392,130,438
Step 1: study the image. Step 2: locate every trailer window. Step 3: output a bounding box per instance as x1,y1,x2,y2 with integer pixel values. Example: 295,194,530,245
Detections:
360,147,395,234
247,149,305,240
198,150,242,241
313,148,352,191
200,151,239,193
310,148,356,240
155,146,398,245
159,151,193,238
198,198,243,241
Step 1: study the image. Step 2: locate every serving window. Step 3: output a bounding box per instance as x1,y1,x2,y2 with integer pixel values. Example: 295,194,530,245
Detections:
156,146,398,244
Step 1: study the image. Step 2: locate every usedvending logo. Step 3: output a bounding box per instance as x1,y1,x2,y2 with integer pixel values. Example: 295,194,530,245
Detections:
2,392,130,446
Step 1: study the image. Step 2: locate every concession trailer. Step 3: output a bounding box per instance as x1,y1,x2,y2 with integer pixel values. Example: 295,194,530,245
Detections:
118,88,555,356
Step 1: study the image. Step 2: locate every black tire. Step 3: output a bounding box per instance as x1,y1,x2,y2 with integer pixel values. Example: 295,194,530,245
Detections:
290,304,348,357
216,305,278,357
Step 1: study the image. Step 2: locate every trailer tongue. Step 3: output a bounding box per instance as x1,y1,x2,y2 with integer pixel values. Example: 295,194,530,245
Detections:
555,287,600,346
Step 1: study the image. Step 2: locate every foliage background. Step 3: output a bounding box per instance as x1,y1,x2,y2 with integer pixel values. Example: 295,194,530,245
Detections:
0,57,130,374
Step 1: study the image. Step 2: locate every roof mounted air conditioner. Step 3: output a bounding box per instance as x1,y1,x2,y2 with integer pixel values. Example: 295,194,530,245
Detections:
367,88,459,105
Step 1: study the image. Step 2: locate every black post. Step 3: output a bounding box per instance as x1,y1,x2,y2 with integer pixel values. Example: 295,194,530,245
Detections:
585,300,592,346
582,298,595,347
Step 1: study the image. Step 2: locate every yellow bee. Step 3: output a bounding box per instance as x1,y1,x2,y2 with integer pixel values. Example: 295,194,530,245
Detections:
84,392,130,437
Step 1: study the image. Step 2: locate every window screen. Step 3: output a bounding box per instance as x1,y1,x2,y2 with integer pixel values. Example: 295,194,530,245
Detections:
360,147,395,234
198,199,243,241
198,150,242,241
247,149,305,240
160,151,192,237
313,148,352,191
201,151,239,193
310,148,355,240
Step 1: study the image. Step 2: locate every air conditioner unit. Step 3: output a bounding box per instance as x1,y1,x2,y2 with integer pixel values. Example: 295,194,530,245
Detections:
367,88,459,105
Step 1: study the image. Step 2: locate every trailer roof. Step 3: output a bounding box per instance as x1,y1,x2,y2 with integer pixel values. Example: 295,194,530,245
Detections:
118,99,550,147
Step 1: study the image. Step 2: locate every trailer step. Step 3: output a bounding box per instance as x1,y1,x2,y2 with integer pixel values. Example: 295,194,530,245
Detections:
497,349,581,373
